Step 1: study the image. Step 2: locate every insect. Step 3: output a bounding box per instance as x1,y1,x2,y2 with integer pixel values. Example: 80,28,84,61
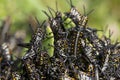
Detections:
101,49,110,72
47,58,66,79
65,0,82,25
19,19,54,57
55,38,69,60
36,50,50,66
83,28,105,63
62,69,75,80
43,5,76,58
12,72,21,80
41,23,54,57
23,58,40,80
66,0,94,28
0,43,11,62
78,70,94,80
68,27,83,57
0,63,12,80
22,20,45,59
116,64,120,78
43,3,76,32
30,21,45,52
0,0,120,80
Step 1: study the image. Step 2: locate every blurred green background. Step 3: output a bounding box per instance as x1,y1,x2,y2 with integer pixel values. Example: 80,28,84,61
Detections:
0,0,120,41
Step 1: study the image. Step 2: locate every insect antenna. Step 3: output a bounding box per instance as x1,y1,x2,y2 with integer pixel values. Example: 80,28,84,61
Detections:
82,5,94,27
83,5,86,16
40,20,46,31
13,54,23,65
42,10,51,19
56,0,58,12
48,7,56,14
70,0,73,7
29,22,34,35
40,20,46,27
48,6,60,18
83,5,94,16
47,6,54,18
17,43,30,48
103,25,108,35
34,17,41,27
108,29,113,39
28,16,40,34
66,0,74,8
93,29,103,33
86,9,94,16
42,20,49,38
84,5,94,16
82,53,92,64
37,18,47,34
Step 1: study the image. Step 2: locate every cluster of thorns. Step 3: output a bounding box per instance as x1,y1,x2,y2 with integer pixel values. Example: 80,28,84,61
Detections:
0,0,120,80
